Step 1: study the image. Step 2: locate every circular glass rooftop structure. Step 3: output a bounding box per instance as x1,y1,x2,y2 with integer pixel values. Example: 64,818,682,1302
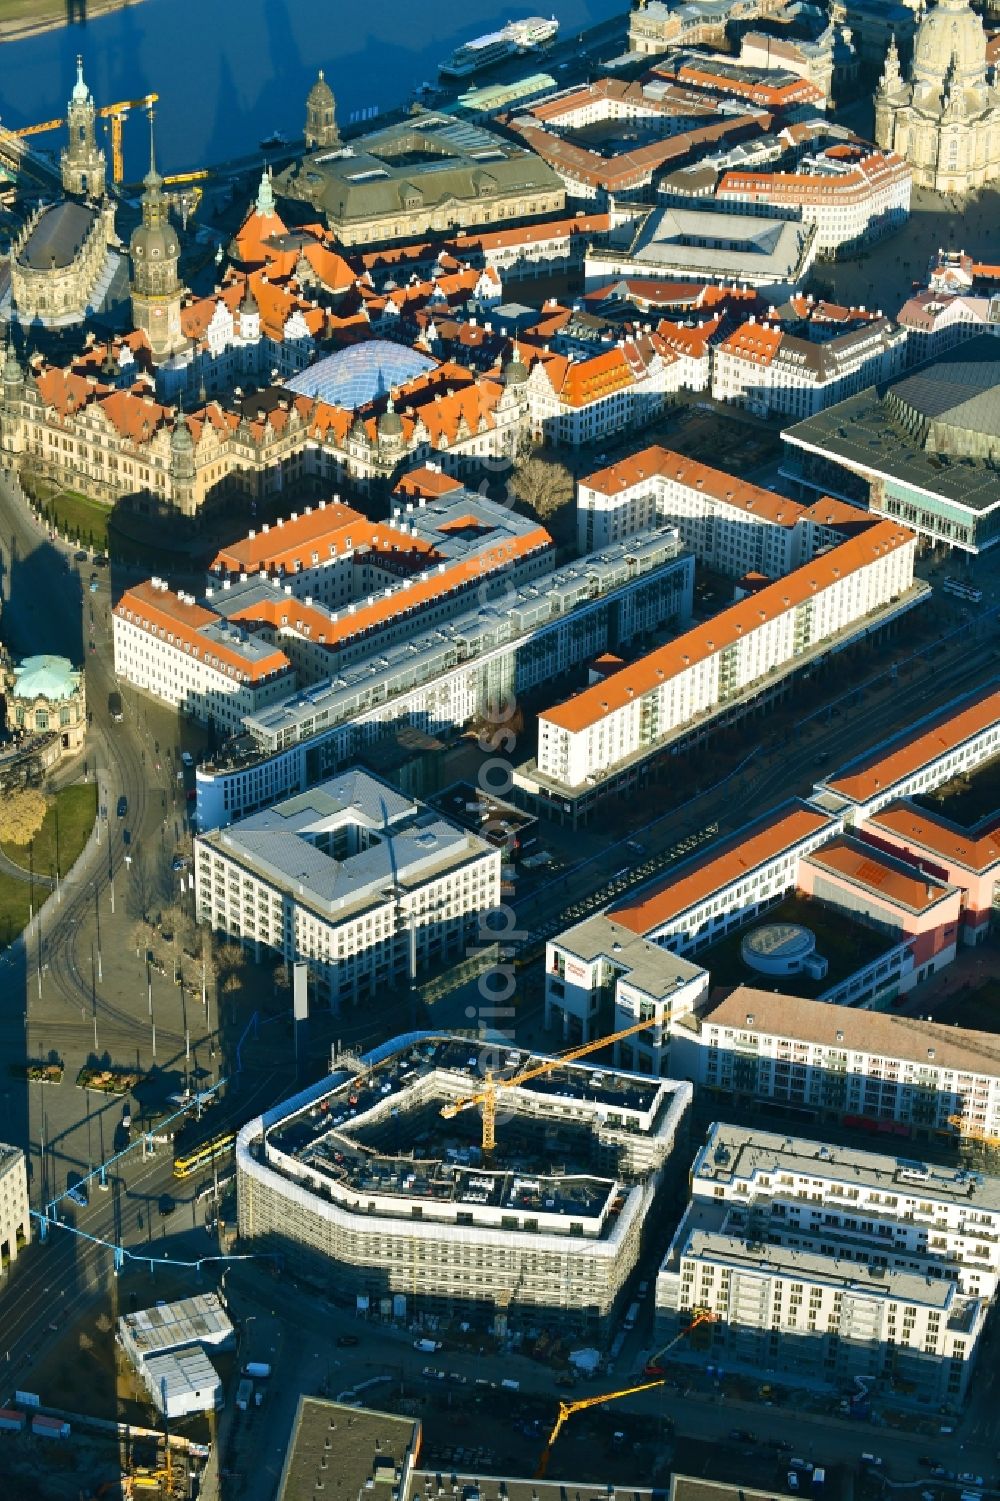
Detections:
741,922,818,977
286,339,438,410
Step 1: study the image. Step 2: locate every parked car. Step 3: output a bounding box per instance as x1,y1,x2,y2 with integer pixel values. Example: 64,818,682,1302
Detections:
158,1194,175,1218
788,1476,800,1492
336,1334,359,1348
116,795,127,818
181,751,194,766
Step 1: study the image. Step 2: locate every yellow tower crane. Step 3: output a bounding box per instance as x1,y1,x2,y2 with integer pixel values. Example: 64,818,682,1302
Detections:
13,92,159,184
439,1017,660,1154
535,1311,717,1478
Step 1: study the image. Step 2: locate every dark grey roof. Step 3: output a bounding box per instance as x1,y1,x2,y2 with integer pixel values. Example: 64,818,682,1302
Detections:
18,201,97,272
784,334,1000,515
890,342,1000,444
278,1398,417,1501
276,113,562,228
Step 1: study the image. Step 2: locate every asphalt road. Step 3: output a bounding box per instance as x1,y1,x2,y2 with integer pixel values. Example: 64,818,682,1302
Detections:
218,1263,1000,1501
1,471,1000,1492
0,473,303,1409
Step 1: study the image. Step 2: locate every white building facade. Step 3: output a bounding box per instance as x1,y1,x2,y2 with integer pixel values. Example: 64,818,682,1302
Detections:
544,914,710,1076
672,985,1000,1147
537,520,917,790
0,1146,29,1273
195,772,500,1007
711,315,907,420
112,578,295,735
655,1120,988,1402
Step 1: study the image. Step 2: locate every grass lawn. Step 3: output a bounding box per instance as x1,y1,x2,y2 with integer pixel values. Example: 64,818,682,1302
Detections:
44,489,111,551
0,876,32,950
1,782,97,880
21,474,111,551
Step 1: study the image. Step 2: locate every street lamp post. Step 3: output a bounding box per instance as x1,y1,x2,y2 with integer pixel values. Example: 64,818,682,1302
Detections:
90,942,99,1054
94,882,103,985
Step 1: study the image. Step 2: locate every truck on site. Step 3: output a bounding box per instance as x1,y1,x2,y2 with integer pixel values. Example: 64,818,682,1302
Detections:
244,1362,271,1380
623,1302,640,1331
235,1379,253,1412
413,1339,441,1353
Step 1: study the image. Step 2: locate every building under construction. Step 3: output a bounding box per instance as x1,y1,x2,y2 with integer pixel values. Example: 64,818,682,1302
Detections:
236,1032,692,1333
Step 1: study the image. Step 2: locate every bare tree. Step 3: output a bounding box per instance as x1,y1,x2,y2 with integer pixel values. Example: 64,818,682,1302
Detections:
129,919,149,960
511,451,574,521
125,853,156,924
0,787,49,847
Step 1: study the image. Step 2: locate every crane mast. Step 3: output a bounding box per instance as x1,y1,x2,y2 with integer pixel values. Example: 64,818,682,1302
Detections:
440,1016,661,1154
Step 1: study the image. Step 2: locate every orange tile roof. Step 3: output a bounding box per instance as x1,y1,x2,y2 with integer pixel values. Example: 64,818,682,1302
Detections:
393,467,464,502
718,150,910,205
559,346,636,407
115,582,291,684
581,444,806,527
611,804,833,935
210,502,382,575
542,518,914,735
719,321,783,365
655,314,724,360
803,836,950,912
226,524,553,653
669,59,823,107
801,497,875,533
449,212,611,254
826,689,1000,807
299,241,356,291
865,802,1000,875
233,203,289,267
34,365,107,418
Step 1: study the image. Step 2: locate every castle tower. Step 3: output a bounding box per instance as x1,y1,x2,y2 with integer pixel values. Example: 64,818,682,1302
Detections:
129,112,184,361
61,55,106,199
0,343,26,459
169,405,197,515
305,70,340,150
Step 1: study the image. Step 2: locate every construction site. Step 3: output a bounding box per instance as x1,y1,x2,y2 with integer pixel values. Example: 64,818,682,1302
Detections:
236,1032,692,1334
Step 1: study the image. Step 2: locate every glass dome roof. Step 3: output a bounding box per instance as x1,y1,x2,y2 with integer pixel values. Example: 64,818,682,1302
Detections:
286,339,438,410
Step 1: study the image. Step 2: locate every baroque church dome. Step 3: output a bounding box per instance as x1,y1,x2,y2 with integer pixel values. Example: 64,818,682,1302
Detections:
911,0,988,91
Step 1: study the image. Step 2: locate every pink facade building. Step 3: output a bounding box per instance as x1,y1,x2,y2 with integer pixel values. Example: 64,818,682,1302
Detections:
860,802,1000,946
798,835,962,985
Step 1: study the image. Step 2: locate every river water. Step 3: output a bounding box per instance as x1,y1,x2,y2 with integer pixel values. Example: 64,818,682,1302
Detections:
0,0,622,178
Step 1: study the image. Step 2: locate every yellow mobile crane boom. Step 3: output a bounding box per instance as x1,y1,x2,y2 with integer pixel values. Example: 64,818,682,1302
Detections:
440,1017,660,1154
536,1378,666,1479
535,1310,717,1477
13,92,159,183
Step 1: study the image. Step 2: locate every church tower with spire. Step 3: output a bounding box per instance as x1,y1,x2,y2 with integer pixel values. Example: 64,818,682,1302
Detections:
61,56,106,199
129,112,184,360
305,70,340,149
